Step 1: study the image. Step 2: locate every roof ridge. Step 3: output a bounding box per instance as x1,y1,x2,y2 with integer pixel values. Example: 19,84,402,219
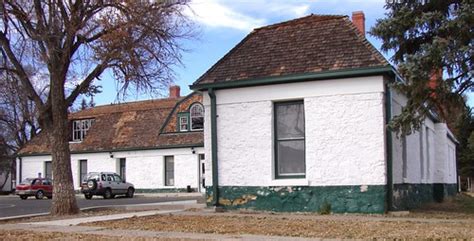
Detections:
341,17,389,66
81,97,179,109
253,14,346,31
71,97,180,113
192,14,346,86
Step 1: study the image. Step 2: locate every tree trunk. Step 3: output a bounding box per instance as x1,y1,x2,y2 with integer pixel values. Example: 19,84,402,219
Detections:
47,72,79,216
48,117,79,215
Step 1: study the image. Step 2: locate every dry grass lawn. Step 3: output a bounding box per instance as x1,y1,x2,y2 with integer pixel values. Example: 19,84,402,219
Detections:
81,194,474,239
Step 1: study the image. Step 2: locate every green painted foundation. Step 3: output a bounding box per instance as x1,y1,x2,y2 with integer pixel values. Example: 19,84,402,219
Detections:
206,185,386,213
391,183,458,211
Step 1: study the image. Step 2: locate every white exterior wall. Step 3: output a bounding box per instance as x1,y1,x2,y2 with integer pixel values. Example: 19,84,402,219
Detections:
203,76,387,187
18,147,204,190
433,123,457,184
391,89,457,184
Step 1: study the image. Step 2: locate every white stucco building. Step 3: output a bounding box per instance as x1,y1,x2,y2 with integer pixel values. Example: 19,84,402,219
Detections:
190,12,458,213
17,88,206,193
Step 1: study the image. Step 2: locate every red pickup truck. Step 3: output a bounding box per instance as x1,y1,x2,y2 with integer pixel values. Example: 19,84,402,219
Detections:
15,178,53,200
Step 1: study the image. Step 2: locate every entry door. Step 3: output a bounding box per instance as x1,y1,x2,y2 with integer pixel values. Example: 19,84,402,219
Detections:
198,154,206,193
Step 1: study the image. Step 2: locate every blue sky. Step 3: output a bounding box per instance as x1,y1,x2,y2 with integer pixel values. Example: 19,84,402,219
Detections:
91,0,473,107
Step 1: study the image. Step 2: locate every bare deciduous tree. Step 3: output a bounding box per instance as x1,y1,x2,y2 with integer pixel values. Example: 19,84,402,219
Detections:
0,72,41,190
0,0,193,215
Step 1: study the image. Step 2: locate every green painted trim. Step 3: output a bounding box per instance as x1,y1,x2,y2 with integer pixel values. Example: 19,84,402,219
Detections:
392,183,457,211
273,101,306,179
177,112,190,132
191,66,394,90
159,92,198,134
18,143,204,157
385,84,393,211
209,88,219,206
207,185,386,213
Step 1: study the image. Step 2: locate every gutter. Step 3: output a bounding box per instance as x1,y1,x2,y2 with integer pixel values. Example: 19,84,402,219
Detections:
18,144,204,157
385,83,393,212
191,65,394,91
208,88,219,206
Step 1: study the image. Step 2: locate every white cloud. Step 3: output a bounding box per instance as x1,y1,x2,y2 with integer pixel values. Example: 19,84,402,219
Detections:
260,2,310,18
186,0,265,31
186,0,311,31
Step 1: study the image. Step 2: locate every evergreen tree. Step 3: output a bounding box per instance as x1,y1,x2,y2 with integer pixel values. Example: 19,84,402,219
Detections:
371,0,473,134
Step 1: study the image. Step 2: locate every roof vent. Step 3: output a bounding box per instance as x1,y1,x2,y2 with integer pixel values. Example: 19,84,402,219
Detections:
351,11,365,36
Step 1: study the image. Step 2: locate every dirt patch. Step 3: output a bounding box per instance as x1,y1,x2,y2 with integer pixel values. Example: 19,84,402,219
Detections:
0,230,183,240
408,193,474,219
83,213,474,239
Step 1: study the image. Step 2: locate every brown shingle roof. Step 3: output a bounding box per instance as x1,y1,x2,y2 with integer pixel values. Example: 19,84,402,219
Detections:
193,14,388,85
19,96,203,156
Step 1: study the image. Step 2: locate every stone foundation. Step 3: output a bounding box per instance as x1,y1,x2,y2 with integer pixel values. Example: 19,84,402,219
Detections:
391,183,457,210
207,185,386,213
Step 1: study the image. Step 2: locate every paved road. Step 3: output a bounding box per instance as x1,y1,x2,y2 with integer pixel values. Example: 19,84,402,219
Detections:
0,195,201,218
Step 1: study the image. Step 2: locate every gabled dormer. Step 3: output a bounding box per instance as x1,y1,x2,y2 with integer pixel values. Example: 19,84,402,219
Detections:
160,90,203,134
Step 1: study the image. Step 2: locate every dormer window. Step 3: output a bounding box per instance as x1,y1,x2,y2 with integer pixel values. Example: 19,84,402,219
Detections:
178,113,189,132
190,103,204,131
72,119,94,141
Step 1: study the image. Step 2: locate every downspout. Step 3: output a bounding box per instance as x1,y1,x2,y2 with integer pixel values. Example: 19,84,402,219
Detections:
208,88,219,206
385,84,393,212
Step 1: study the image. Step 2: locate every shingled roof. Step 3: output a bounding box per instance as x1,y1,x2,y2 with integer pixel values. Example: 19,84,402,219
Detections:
19,93,203,156
193,14,388,86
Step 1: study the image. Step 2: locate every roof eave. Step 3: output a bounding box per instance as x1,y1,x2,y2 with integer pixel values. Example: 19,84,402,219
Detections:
190,65,395,91
18,143,205,157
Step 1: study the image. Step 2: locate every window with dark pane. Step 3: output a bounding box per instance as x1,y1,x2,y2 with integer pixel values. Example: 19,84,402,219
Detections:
274,101,305,178
79,160,87,184
72,119,95,141
190,103,204,131
119,158,126,181
165,156,174,186
44,161,52,179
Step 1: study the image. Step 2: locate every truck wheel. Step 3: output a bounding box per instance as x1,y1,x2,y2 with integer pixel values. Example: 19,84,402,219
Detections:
126,187,134,198
103,188,113,199
35,190,44,199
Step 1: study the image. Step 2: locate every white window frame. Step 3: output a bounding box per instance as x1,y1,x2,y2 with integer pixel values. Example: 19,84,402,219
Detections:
190,103,204,131
164,156,174,186
179,115,189,132
274,100,306,179
72,119,94,141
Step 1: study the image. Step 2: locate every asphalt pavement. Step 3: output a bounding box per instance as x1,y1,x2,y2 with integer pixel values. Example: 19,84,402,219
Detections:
0,194,202,218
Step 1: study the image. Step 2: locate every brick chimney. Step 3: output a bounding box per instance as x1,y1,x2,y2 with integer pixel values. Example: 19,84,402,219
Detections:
352,11,365,36
428,69,443,99
169,85,180,98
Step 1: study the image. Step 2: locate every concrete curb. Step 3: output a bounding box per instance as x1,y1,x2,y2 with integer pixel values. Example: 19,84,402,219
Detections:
81,200,204,212
1,192,205,199
0,200,204,222
24,209,184,226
